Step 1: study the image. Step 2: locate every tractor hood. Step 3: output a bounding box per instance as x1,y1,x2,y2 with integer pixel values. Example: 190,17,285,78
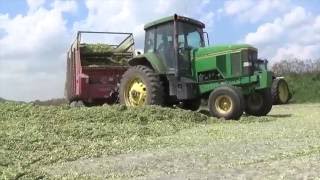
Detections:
194,44,257,58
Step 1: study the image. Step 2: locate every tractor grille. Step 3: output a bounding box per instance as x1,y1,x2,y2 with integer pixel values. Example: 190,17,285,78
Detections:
230,49,257,77
231,53,241,76
242,50,257,76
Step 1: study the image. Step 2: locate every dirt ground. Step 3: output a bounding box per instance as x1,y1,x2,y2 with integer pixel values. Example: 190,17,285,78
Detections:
42,103,320,179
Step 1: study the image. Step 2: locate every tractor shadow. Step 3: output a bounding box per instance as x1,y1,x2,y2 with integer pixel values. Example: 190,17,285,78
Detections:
240,114,292,123
198,109,211,116
268,114,292,118
197,109,292,123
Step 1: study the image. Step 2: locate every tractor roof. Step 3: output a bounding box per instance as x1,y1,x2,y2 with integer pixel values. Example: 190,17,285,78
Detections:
144,14,205,30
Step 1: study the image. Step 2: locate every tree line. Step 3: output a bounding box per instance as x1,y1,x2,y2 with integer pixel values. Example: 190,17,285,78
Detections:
271,58,320,76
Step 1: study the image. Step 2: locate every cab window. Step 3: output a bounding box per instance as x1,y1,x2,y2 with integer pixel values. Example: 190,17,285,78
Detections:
145,28,155,53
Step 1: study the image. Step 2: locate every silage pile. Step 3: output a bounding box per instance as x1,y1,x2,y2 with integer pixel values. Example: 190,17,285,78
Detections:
80,43,130,66
81,43,115,54
0,102,210,179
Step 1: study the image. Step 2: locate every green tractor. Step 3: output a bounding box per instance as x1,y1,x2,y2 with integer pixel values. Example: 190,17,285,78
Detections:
119,14,273,120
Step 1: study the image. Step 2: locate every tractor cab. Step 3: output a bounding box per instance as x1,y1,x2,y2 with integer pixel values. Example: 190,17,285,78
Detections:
143,14,205,78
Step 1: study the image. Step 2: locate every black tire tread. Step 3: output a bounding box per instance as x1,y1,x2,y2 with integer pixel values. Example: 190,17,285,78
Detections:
182,98,202,111
245,88,273,116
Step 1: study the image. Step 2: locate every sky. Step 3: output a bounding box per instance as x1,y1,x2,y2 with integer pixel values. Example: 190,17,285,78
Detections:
0,0,320,101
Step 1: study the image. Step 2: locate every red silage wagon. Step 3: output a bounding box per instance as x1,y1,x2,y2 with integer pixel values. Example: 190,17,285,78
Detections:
65,31,134,106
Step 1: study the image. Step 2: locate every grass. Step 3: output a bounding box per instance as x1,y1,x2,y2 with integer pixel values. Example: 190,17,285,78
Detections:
285,73,320,103
1,102,320,179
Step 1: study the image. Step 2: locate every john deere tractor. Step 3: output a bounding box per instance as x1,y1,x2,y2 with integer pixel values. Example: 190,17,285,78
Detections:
119,14,273,119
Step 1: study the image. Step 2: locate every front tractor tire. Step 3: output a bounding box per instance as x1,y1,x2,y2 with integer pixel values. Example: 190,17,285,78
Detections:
271,78,291,104
208,86,244,120
119,65,164,107
245,88,273,116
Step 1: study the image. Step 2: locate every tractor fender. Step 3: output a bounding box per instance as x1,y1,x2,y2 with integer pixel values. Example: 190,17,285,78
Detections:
128,52,166,74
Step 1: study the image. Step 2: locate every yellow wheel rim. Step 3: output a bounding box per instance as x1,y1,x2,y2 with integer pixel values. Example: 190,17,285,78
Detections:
215,95,233,114
124,77,147,107
279,81,289,102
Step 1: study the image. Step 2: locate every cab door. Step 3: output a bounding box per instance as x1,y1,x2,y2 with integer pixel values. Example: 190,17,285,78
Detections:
177,33,192,77
176,22,204,79
144,23,177,74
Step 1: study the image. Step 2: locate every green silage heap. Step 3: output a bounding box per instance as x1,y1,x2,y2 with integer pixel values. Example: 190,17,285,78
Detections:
80,43,131,66
0,102,210,179
81,43,115,54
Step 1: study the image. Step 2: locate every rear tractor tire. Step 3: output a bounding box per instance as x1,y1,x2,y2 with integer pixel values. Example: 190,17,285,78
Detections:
119,65,164,107
271,78,291,104
245,88,273,116
208,86,244,120
181,98,202,111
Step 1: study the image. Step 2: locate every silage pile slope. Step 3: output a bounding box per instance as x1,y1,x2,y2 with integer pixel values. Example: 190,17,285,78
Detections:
0,102,209,179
